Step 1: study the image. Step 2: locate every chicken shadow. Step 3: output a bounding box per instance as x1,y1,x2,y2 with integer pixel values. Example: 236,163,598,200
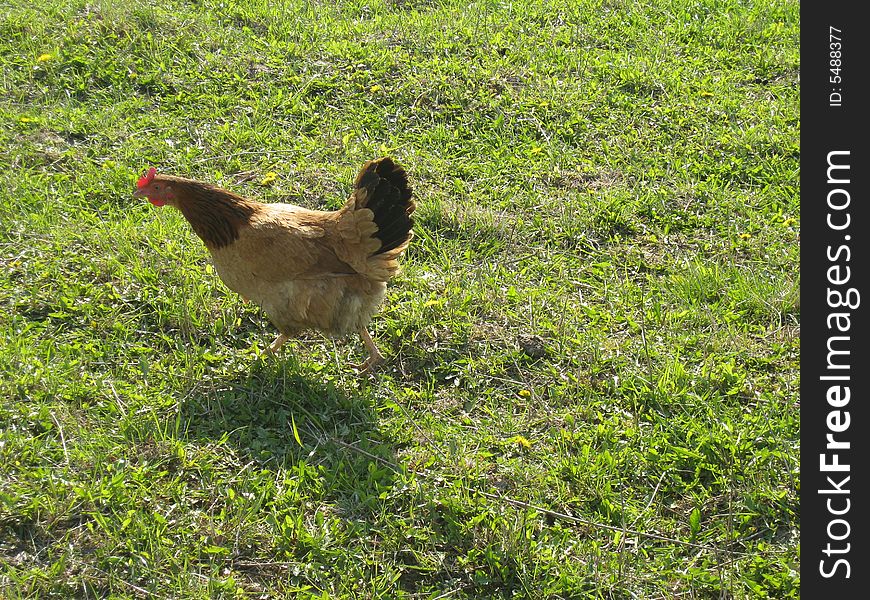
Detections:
176,355,400,518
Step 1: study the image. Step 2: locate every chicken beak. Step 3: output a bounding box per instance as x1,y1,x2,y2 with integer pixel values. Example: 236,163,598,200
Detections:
132,188,145,198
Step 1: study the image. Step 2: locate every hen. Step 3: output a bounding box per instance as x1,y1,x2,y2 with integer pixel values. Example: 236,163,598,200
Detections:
133,157,415,372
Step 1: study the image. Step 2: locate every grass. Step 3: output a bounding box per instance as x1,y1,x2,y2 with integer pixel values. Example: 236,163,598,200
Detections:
0,0,799,597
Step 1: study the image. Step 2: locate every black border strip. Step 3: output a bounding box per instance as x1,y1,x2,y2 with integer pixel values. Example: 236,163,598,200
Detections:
802,2,869,595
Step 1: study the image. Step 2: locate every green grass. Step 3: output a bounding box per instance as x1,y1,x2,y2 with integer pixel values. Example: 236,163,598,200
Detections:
1,0,799,597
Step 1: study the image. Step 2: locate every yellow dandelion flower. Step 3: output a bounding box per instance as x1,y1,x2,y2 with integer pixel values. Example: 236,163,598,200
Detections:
518,389,531,398
260,171,278,186
509,435,532,450
739,233,752,240
36,53,53,63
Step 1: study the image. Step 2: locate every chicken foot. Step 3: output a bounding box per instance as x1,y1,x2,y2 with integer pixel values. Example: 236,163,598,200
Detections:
267,333,290,355
352,328,384,373
267,329,383,372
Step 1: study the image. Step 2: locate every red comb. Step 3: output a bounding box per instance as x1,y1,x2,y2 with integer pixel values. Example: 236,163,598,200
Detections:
137,167,156,189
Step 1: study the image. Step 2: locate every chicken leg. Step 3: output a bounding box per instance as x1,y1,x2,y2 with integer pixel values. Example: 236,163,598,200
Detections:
353,328,384,373
268,330,383,372
267,333,290,355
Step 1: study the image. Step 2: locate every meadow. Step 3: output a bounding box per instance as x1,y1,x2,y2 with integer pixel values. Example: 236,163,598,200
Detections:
0,0,800,597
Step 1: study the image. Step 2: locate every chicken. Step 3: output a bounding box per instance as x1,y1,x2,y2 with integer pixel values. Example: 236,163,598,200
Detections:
133,157,415,372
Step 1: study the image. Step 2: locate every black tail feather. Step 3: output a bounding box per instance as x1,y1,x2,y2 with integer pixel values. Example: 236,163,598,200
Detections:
354,157,415,254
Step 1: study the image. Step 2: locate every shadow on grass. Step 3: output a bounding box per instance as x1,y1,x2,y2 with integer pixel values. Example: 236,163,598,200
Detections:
176,354,400,519
171,354,571,596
